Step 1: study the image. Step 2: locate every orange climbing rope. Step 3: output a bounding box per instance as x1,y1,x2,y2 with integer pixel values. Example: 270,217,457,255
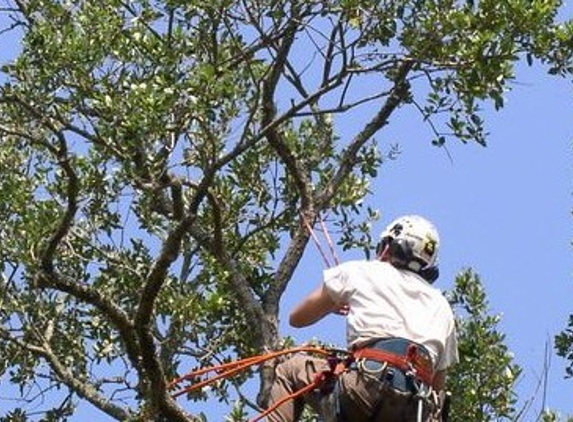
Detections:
168,346,335,403
250,352,351,422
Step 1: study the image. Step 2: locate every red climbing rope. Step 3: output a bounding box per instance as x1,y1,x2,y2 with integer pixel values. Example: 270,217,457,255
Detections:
302,212,341,268
249,378,319,422
318,214,341,266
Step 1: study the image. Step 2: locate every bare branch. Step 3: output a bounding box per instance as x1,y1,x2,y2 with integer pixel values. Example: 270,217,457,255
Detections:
321,19,344,88
317,59,414,208
260,4,315,216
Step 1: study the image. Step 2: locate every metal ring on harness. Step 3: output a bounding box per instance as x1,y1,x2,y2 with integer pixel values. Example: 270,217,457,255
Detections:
357,357,388,377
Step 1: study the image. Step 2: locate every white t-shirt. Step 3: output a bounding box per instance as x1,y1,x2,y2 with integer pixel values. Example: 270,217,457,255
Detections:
323,259,458,371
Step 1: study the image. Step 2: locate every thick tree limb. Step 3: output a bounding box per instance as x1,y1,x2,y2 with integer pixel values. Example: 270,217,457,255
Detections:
133,213,196,422
1,95,157,419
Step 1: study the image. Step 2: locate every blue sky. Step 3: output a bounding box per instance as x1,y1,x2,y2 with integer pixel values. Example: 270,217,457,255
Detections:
2,7,573,422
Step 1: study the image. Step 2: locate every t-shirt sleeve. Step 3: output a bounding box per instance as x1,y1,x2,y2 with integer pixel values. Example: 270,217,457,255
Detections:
437,316,459,371
323,263,354,303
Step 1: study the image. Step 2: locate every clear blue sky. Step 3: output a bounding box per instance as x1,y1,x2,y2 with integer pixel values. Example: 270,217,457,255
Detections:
2,7,573,422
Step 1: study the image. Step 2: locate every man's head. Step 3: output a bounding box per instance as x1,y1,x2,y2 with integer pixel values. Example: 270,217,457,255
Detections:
376,215,440,282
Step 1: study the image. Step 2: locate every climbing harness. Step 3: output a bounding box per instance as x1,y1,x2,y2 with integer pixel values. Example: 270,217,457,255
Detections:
352,338,438,422
353,341,434,387
161,338,437,421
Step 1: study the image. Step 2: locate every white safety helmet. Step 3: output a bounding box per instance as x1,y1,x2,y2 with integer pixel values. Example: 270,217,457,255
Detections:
377,215,440,281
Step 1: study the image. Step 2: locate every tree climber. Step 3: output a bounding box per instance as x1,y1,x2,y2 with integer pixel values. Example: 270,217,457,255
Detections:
265,215,458,421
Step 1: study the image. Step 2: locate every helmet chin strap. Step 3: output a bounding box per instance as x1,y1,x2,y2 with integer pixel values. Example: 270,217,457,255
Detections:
377,243,392,261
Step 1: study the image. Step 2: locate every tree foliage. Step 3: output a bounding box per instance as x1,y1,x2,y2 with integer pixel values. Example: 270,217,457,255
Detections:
0,0,572,420
448,269,521,421
556,315,573,376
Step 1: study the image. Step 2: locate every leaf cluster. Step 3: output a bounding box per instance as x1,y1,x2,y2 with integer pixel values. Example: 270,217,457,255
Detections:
447,269,522,421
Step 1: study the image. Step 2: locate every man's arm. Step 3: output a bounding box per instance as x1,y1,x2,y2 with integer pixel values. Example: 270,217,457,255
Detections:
289,284,339,327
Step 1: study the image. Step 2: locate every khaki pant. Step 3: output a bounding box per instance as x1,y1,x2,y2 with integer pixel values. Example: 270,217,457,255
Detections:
266,354,431,422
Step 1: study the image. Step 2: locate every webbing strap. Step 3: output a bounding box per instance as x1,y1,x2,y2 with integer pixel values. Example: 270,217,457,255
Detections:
353,346,434,386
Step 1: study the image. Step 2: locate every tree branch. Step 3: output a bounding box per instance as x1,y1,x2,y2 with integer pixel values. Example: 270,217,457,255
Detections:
0,326,132,420
133,213,195,422
261,6,313,210
34,270,142,374
317,59,414,208
187,223,266,327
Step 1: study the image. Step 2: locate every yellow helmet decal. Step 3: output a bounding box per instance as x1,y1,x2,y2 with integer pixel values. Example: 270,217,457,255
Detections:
423,237,437,257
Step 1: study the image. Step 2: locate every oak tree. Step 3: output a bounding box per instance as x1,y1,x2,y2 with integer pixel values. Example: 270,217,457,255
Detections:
0,0,571,420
